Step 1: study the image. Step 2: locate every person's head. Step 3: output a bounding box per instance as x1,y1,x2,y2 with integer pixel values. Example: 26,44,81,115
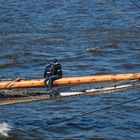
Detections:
53,59,58,63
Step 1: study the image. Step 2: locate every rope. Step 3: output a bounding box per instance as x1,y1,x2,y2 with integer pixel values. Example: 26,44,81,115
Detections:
32,96,140,131
99,0,140,29
3,78,22,89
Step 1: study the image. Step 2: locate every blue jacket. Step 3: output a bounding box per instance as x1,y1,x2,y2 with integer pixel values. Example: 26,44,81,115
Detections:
44,64,53,78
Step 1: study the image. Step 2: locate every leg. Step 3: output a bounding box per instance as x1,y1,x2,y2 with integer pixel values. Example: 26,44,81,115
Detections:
44,77,49,87
48,75,61,89
47,75,61,96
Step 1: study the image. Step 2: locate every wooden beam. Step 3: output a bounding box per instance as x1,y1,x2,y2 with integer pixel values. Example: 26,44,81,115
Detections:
0,72,140,89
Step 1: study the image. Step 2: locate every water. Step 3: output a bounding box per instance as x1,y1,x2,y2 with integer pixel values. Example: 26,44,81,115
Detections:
0,0,140,139
0,122,11,137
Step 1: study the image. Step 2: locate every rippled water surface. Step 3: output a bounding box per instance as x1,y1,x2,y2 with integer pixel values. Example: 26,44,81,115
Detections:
0,0,140,139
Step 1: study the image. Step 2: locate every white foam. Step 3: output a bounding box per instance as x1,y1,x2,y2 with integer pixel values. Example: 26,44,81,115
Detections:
0,122,11,137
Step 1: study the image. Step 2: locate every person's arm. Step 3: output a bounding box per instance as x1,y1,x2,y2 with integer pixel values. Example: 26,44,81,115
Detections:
52,65,56,75
44,68,47,78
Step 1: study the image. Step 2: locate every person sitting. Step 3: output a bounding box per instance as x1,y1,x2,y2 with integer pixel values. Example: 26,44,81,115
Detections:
44,59,62,89
44,63,53,88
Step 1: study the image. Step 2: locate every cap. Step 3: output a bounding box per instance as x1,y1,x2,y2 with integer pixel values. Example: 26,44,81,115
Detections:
53,59,58,63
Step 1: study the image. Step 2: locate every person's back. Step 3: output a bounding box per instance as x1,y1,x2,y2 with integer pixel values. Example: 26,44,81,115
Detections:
53,59,62,77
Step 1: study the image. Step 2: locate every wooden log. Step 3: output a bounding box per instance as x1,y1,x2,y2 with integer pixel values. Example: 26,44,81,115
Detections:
0,72,140,89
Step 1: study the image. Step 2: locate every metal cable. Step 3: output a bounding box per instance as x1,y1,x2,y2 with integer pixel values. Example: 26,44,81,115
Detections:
32,96,140,131
129,0,140,8
99,0,140,29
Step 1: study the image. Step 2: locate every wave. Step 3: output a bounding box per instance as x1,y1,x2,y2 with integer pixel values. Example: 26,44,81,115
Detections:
0,122,11,137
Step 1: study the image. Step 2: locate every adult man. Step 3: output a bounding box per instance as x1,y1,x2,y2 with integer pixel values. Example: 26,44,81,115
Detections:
44,59,62,89
52,59,62,78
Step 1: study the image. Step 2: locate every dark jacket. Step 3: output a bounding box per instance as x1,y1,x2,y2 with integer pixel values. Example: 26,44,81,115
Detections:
53,62,62,77
44,64,53,78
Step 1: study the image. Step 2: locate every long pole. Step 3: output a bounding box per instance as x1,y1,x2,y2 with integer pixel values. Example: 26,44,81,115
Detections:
0,72,140,89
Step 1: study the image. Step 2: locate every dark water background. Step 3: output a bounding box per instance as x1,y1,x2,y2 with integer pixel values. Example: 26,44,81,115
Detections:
0,0,140,139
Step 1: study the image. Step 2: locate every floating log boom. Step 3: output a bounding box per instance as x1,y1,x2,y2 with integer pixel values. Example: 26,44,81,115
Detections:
0,72,140,89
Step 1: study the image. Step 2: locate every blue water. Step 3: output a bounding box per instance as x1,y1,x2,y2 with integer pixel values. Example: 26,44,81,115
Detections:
0,0,140,139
